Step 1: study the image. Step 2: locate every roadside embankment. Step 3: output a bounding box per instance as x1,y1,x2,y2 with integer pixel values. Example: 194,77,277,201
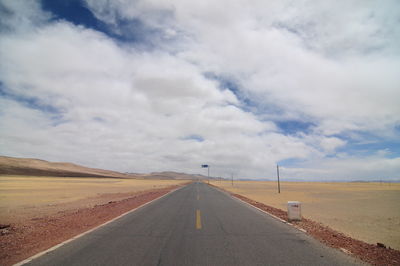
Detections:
210,181,400,266
0,177,189,266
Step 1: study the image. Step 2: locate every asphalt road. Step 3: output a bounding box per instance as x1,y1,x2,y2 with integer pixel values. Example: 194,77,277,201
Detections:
24,182,363,266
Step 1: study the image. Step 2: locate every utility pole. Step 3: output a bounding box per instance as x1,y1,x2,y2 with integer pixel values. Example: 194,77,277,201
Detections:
277,164,281,193
231,174,233,186
208,166,210,184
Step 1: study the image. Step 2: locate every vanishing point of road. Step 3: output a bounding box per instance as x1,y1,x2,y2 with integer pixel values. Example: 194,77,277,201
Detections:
23,182,363,266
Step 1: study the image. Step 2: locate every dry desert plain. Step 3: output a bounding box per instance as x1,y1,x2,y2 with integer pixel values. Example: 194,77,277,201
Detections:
211,180,400,250
1,175,399,256
0,176,188,224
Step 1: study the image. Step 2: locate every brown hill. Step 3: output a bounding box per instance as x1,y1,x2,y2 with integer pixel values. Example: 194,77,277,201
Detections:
0,156,206,180
0,156,128,178
143,171,205,180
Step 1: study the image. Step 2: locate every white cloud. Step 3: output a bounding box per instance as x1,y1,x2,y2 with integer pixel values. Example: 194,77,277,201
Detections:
282,155,400,181
319,137,346,153
0,0,399,180
0,0,51,32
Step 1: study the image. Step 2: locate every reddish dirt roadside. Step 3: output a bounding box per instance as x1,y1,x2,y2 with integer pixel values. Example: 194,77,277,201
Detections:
232,193,400,266
0,184,184,266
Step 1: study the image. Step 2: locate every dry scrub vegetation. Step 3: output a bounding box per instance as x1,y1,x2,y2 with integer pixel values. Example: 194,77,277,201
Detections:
211,180,400,251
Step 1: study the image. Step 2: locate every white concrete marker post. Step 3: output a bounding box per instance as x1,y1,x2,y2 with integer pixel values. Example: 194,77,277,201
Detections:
287,201,302,221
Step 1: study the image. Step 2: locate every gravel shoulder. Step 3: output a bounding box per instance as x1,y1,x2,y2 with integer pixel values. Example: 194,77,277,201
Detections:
229,191,400,266
0,184,185,266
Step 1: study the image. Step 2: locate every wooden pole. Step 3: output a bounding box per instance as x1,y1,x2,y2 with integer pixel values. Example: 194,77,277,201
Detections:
277,164,281,193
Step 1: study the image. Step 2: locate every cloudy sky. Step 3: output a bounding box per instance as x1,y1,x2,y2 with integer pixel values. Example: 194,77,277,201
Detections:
1,0,399,180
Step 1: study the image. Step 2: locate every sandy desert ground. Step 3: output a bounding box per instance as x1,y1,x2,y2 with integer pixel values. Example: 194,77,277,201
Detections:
211,180,400,251
0,175,188,224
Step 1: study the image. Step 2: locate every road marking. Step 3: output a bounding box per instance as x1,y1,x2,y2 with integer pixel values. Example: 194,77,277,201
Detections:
208,185,313,237
13,185,186,266
211,186,289,224
196,209,202,229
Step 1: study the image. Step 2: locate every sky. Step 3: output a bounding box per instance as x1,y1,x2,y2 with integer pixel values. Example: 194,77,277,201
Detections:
0,0,399,181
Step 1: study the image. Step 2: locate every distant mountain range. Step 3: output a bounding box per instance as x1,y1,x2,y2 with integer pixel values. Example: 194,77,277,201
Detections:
3,156,396,182
140,171,206,180
0,156,206,180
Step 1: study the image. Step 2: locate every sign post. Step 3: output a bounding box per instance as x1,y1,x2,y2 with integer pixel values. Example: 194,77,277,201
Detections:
201,164,210,184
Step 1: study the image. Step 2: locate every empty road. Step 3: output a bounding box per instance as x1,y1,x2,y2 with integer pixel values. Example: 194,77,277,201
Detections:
24,182,363,266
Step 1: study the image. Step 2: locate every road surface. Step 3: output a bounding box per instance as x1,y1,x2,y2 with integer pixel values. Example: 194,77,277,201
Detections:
24,182,363,265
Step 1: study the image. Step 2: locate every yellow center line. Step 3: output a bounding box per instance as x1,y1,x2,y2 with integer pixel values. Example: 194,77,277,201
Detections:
196,209,202,229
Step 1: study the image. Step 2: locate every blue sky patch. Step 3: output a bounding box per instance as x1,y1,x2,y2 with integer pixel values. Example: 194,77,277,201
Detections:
204,73,259,112
182,135,205,142
93,117,106,123
331,130,400,158
41,0,152,43
337,140,400,158
0,83,63,115
276,120,315,135
204,73,319,137
278,157,306,167
41,0,105,30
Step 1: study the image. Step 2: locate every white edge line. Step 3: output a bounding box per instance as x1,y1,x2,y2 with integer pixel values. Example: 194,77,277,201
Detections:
208,185,307,233
209,186,362,258
231,194,289,224
13,185,186,266
234,196,359,257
